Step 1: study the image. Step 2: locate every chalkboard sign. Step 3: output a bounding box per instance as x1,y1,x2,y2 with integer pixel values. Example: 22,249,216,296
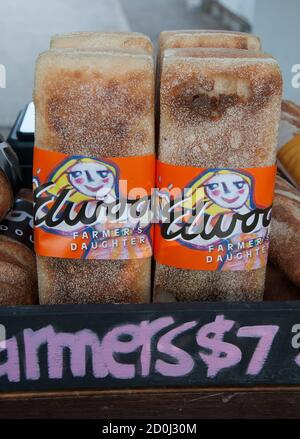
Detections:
0,301,300,392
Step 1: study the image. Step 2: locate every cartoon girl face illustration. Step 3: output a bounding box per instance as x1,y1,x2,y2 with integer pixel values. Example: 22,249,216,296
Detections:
47,157,119,203
67,162,115,199
184,168,254,215
172,168,257,248
204,172,250,210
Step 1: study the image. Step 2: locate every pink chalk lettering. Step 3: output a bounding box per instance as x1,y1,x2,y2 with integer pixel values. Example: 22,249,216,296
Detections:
0,337,20,382
139,317,174,377
295,353,300,367
196,315,242,378
102,324,141,379
24,326,55,380
237,325,279,375
155,321,197,377
47,329,107,379
102,318,176,379
24,325,107,380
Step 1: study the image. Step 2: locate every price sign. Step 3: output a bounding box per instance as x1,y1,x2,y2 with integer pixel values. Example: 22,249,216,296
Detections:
0,302,300,392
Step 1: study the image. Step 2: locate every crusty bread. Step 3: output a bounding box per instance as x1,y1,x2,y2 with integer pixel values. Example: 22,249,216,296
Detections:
0,170,13,220
0,236,37,305
264,262,300,301
159,30,261,55
155,31,261,154
34,49,154,304
50,31,153,55
280,112,300,129
0,187,38,306
269,175,300,288
0,235,36,274
154,48,282,302
277,101,300,187
157,30,262,87
34,50,154,156
158,49,281,167
282,100,300,120
0,282,34,306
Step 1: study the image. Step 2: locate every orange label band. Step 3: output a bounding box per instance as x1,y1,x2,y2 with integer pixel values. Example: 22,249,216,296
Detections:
154,161,277,272
33,148,155,260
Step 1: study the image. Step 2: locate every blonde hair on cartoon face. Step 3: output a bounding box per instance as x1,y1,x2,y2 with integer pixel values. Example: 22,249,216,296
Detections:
183,169,253,216
48,157,118,203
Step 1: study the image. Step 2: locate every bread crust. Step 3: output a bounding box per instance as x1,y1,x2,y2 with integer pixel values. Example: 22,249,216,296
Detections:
155,49,282,302
34,49,154,304
0,170,13,221
0,235,36,274
282,100,300,120
159,49,282,168
34,50,154,156
269,175,300,288
0,233,37,305
50,31,153,55
159,30,262,53
264,262,299,301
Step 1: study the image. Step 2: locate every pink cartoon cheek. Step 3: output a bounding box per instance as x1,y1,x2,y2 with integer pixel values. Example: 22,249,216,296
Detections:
75,178,84,184
212,190,220,196
103,178,109,183
238,189,245,194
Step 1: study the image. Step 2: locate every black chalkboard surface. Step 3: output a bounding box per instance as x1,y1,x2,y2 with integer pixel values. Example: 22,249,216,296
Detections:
0,301,300,392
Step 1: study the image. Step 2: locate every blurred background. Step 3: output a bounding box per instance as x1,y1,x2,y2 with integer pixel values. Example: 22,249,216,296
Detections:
0,0,299,135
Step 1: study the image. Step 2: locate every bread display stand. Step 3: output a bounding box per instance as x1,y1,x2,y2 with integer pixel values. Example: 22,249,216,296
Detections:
1,301,300,419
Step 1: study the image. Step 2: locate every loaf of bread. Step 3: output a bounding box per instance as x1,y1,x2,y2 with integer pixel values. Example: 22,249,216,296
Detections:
154,48,282,302
278,100,300,188
269,175,300,288
0,135,22,220
264,262,299,301
155,31,262,146
0,170,13,221
159,30,261,59
0,189,37,305
282,100,300,120
50,31,153,54
34,48,154,304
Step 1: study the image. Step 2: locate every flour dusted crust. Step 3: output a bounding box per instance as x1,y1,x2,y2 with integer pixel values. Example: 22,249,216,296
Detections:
157,31,261,79
34,49,154,304
0,235,36,274
159,30,261,55
50,31,153,55
0,187,37,305
269,175,300,288
159,49,281,168
0,235,37,305
0,170,13,221
155,31,261,154
34,50,154,156
154,48,282,302
155,268,266,303
37,257,151,305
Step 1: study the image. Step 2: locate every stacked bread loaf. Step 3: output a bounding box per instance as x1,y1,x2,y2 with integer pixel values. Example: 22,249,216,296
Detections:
264,262,300,301
154,32,282,302
269,175,300,290
30,30,287,305
34,32,155,304
155,31,261,141
158,30,261,63
0,135,22,220
0,189,37,305
277,100,300,188
50,31,153,54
